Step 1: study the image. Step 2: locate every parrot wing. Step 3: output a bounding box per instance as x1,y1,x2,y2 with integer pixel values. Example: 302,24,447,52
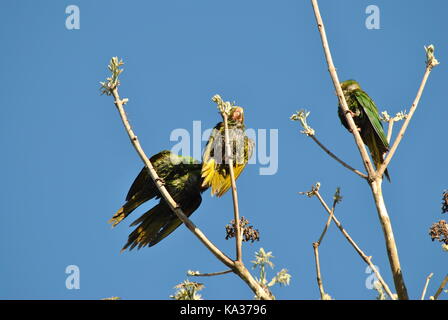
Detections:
353,90,389,151
201,123,253,197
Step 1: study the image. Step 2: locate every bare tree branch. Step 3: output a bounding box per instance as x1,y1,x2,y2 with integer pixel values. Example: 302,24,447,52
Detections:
188,270,233,277
308,0,425,299
312,242,326,300
386,120,394,144
421,272,434,300
310,0,376,180
377,49,438,179
102,58,272,300
212,95,243,263
301,184,396,300
432,274,448,300
380,111,407,144
311,188,341,300
369,181,408,299
291,110,368,180
311,135,369,180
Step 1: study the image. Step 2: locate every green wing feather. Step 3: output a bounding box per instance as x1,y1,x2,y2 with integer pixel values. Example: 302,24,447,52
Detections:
353,90,389,150
110,150,204,250
353,90,391,181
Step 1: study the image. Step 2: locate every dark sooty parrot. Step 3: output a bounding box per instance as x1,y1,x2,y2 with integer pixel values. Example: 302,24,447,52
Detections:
110,107,253,250
338,80,390,181
201,106,254,197
109,151,206,250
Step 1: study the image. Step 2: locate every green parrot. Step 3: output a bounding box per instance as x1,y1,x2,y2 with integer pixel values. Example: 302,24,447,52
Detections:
201,106,254,196
110,106,253,250
338,80,390,181
109,151,206,250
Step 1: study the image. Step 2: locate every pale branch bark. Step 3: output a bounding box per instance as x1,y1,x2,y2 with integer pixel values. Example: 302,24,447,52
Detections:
432,274,448,300
310,0,413,299
316,191,339,245
223,111,243,263
310,135,368,180
386,120,394,144
312,242,326,300
189,269,233,277
212,94,244,263
316,208,333,246
376,65,435,179
421,272,434,300
102,59,272,300
305,188,396,300
369,181,408,299
310,0,376,180
381,111,407,145
312,194,339,299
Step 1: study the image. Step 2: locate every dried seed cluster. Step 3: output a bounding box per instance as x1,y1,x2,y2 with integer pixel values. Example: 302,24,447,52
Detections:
442,190,448,214
429,220,448,245
225,217,260,243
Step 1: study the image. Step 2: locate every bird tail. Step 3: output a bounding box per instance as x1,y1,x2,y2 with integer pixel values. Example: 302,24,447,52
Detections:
121,202,181,251
109,194,147,227
383,167,391,182
368,135,391,182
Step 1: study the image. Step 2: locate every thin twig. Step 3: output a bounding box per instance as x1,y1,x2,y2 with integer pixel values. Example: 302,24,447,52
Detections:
304,188,396,300
213,95,243,263
189,270,233,277
377,65,435,179
290,111,367,179
224,114,243,263
421,272,434,300
316,209,333,246
312,194,340,299
310,135,368,180
432,274,448,300
316,191,339,245
312,242,326,299
386,120,394,144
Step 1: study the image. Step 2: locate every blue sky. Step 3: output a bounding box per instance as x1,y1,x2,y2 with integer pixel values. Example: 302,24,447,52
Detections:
0,0,446,300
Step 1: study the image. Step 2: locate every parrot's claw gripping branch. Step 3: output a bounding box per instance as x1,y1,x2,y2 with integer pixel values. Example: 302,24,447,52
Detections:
102,58,272,300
